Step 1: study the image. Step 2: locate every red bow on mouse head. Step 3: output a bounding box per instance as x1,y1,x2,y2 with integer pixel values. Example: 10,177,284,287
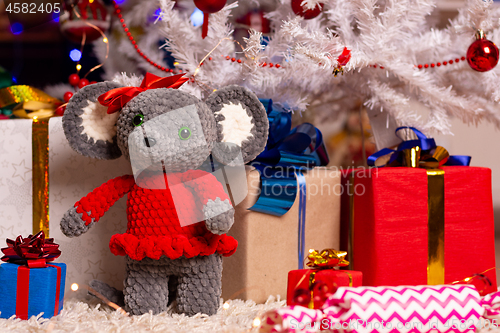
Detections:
98,73,189,114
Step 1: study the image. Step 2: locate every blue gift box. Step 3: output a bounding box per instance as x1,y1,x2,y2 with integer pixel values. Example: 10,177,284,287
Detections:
0,262,66,319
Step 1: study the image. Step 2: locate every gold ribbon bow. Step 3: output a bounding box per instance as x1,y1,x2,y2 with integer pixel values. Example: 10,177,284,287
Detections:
306,249,349,269
399,145,450,169
302,249,352,309
0,85,61,119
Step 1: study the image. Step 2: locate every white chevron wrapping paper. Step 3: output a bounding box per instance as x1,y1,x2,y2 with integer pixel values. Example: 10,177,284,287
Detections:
260,306,323,333
324,285,483,333
481,291,500,321
260,285,487,333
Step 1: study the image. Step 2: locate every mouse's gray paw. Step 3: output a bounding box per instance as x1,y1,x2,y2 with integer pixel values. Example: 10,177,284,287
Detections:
204,198,234,235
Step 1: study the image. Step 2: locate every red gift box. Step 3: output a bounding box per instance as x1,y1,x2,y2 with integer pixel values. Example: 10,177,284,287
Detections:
341,166,497,295
287,268,362,308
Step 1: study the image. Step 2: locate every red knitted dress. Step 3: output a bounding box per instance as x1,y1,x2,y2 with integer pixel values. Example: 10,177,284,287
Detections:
74,170,238,261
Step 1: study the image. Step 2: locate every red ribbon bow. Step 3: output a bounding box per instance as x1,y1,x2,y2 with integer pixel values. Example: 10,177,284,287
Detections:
337,47,351,67
1,231,61,268
98,73,189,114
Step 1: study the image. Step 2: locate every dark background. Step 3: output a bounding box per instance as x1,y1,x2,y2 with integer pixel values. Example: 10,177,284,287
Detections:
1,0,104,88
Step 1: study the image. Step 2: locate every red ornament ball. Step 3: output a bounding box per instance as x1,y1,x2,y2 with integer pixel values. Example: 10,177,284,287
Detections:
314,282,330,294
68,74,80,86
78,78,90,89
63,91,74,103
55,105,66,116
90,81,97,85
467,38,499,72
292,288,311,307
291,0,324,20
193,0,227,13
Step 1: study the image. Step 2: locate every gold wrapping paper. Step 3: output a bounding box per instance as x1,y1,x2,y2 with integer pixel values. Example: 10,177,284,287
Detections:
426,169,445,284
308,271,317,309
32,118,50,235
0,85,60,119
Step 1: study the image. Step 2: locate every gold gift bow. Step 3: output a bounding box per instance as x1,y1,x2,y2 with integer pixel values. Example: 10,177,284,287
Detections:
349,144,450,285
294,249,352,309
0,85,61,119
306,249,350,269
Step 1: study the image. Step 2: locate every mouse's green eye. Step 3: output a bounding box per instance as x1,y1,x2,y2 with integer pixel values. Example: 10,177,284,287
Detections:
179,127,191,140
133,114,144,127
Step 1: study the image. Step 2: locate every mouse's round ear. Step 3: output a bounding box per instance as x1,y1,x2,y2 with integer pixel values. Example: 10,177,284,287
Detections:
205,85,269,164
62,81,123,160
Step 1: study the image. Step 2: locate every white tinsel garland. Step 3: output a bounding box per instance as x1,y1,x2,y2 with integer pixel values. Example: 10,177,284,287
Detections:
89,0,500,134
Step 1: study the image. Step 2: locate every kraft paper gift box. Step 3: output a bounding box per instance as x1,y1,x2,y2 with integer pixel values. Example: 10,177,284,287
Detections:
342,166,497,295
0,118,131,294
221,166,342,303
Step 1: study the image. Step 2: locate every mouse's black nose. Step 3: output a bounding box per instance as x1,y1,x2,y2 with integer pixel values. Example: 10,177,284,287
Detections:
144,137,156,147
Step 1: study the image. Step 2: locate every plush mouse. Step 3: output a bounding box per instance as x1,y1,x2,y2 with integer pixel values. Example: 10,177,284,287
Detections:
60,73,269,316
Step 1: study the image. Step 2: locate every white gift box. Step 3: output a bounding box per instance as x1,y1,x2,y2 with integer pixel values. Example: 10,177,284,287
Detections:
0,117,131,293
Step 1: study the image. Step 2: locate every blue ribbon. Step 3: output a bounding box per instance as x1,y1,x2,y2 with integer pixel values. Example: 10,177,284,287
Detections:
297,172,307,270
443,155,472,166
367,126,471,167
249,99,329,269
249,99,329,215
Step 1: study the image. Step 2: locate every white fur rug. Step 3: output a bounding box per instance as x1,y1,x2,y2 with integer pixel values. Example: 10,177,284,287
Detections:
3,296,500,333
0,296,285,333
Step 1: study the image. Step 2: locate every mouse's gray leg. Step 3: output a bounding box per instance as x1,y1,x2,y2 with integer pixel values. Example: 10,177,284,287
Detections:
175,254,223,316
123,257,171,315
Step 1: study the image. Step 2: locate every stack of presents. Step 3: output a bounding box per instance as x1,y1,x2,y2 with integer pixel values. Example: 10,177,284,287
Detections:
0,84,498,333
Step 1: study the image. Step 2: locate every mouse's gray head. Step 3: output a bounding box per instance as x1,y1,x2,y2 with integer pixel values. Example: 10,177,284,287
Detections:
62,78,269,173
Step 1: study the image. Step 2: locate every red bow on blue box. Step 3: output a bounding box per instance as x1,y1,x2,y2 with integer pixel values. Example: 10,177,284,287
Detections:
1,231,61,268
0,231,66,320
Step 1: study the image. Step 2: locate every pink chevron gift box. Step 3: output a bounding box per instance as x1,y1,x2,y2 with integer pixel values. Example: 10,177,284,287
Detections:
260,285,498,333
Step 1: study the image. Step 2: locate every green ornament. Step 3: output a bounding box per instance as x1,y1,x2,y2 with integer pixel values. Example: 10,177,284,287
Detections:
0,66,13,89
